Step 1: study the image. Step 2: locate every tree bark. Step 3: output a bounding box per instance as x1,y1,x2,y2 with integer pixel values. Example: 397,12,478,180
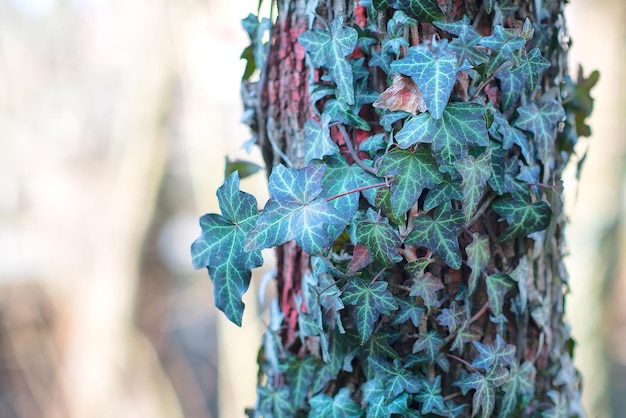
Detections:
246,0,585,415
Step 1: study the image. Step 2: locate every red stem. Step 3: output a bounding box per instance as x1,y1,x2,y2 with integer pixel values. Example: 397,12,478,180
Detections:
326,182,388,202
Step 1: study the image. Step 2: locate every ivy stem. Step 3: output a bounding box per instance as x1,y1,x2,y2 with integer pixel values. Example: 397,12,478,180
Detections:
528,182,555,190
326,182,388,202
443,392,463,402
370,267,387,286
469,301,490,325
338,124,378,175
445,353,478,373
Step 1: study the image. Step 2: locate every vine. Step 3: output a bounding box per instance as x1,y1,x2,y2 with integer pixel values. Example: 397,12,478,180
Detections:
193,0,597,416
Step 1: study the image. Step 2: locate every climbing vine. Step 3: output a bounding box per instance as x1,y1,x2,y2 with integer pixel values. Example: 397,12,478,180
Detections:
193,0,596,416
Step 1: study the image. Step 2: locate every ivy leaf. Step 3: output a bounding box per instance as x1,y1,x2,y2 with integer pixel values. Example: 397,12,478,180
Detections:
449,25,489,65
245,164,346,254
479,25,525,76
361,332,401,367
347,243,374,275
499,361,535,417
423,177,463,212
191,172,264,326
224,157,263,180
321,155,368,241
356,220,403,267
369,357,422,398
305,114,339,163
433,16,472,35
486,274,515,317
298,16,358,105
516,48,551,92
489,110,531,163
374,187,406,226
405,207,464,269
286,356,320,410
391,41,461,119
412,330,444,364
495,67,526,111
342,278,399,344
437,301,466,333
453,151,492,221
409,272,444,309
362,379,410,416
471,334,516,370
465,373,496,418
492,196,552,242
514,100,565,164
415,376,446,415
323,99,371,131
451,323,480,353
392,297,425,327
258,385,295,418
309,388,363,418
391,0,444,22
466,233,490,296
378,148,444,218
396,102,489,165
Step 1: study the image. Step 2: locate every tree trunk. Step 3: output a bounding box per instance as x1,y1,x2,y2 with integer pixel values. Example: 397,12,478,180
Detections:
239,0,589,415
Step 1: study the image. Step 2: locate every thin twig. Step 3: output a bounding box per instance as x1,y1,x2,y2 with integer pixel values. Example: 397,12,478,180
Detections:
326,182,388,202
469,301,490,325
446,353,478,373
338,124,377,175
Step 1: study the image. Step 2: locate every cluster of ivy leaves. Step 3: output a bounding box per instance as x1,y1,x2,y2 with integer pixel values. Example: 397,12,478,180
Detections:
192,0,593,416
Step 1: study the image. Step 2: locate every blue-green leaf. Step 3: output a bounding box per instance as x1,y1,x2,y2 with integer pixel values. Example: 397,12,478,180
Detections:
378,148,444,218
485,274,515,317
391,0,444,24
396,102,488,165
415,376,445,415
412,330,444,364
466,233,490,296
516,48,551,92
191,172,263,326
495,67,526,111
305,114,339,163
405,207,464,269
342,278,399,344
356,219,403,267
479,25,525,76
287,356,320,410
489,110,531,163
449,25,489,65
258,385,295,418
299,16,358,105
362,379,410,416
453,151,492,221
224,157,263,179
391,41,462,119
368,357,421,398
499,361,535,417
408,272,444,309
392,297,425,327
471,334,516,370
492,197,552,242
437,301,466,333
423,177,463,212
514,100,565,164
245,164,346,254
309,387,363,418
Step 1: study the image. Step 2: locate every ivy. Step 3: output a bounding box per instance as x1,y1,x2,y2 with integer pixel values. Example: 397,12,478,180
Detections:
193,4,594,416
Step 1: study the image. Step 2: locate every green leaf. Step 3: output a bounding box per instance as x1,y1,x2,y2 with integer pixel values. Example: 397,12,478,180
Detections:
514,100,565,164
309,388,363,418
191,172,264,326
392,297,425,327
451,323,480,353
409,272,444,309
495,67,526,111
374,187,406,226
391,40,461,119
465,373,496,418
299,16,358,105
224,157,263,180
391,0,444,24
405,207,464,269
471,334,516,370
245,164,346,254
489,110,531,163
466,233,490,296
287,356,320,410
486,274,515,317
362,379,410,416
492,197,552,242
515,48,551,92
499,361,535,417
479,25,525,76
323,99,371,131
412,330,444,364
453,151,492,221
449,25,489,65
378,148,444,218
396,102,489,165
342,278,399,344
415,376,445,414
356,220,403,267
437,301,466,333
305,114,339,163
361,332,401,367
368,357,422,398
258,385,295,418
423,177,463,212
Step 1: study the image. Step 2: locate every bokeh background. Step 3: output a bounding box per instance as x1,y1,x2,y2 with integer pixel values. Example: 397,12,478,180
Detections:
0,0,624,417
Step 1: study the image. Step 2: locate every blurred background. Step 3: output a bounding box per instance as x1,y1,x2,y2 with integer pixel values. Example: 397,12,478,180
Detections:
0,0,623,417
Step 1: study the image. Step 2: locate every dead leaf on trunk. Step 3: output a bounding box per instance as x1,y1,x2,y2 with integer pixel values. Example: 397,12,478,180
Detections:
373,74,427,115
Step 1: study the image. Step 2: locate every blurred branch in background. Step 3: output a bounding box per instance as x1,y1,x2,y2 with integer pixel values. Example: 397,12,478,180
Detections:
0,0,623,417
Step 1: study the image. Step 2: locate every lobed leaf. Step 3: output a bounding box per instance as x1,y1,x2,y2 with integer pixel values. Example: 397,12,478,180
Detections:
492,197,552,242
454,151,492,221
